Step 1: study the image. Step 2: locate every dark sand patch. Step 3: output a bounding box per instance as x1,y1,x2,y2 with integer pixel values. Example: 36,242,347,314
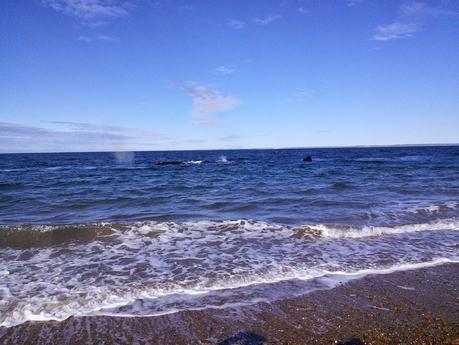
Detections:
1,264,458,344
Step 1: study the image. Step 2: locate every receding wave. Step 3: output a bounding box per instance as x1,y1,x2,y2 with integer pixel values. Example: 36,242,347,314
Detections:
0,257,457,328
91,258,459,318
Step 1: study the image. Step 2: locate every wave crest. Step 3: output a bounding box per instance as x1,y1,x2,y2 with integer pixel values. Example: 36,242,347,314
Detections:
294,218,459,239
1,217,458,248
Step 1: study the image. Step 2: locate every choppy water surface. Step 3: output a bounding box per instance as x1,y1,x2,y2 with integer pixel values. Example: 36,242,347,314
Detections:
0,146,458,327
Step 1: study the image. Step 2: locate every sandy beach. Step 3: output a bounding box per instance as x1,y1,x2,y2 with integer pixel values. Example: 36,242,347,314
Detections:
1,263,457,345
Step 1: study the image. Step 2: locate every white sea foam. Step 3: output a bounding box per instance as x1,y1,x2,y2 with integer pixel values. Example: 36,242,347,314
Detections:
4,217,458,238
406,201,459,215
1,257,456,327
304,218,459,239
0,219,458,328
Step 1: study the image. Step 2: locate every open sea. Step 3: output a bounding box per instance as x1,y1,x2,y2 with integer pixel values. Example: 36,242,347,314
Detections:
0,146,458,328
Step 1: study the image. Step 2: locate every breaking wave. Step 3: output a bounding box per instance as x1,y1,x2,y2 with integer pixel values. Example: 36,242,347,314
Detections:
296,217,459,239
1,217,458,328
1,217,458,248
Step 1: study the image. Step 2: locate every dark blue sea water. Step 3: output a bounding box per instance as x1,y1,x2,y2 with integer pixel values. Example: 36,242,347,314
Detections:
1,146,458,225
1,146,458,327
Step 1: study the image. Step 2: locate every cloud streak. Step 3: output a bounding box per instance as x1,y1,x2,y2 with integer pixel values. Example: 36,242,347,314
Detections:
228,19,245,30
399,2,457,17
346,0,364,7
0,121,163,153
77,34,114,42
181,82,241,125
372,1,456,41
372,22,419,41
229,15,281,29
252,15,281,26
213,66,235,76
40,0,133,23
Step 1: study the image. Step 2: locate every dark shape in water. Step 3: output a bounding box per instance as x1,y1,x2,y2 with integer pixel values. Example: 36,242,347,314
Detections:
333,181,351,190
157,161,183,165
303,155,313,162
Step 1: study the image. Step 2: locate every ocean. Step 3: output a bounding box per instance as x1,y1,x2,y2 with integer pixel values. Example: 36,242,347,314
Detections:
0,146,458,328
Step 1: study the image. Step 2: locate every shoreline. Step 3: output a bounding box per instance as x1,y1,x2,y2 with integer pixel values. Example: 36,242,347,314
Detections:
1,263,458,344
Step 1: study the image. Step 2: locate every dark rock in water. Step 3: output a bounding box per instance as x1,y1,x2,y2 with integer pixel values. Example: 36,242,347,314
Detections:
157,161,182,166
303,155,312,162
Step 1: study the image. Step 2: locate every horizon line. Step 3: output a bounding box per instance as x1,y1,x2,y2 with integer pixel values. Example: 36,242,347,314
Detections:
1,142,458,155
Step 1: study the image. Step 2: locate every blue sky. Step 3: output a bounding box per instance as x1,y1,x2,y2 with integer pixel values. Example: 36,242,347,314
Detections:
1,0,458,152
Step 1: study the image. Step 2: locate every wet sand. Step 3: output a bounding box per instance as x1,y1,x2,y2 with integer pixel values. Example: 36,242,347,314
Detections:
1,263,458,345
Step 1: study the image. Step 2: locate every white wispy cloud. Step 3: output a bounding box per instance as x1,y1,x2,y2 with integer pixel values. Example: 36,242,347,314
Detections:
372,22,419,41
181,81,241,124
346,0,364,7
252,15,281,26
77,34,114,42
44,121,147,134
399,2,457,17
372,1,456,41
213,66,235,76
229,15,280,30
228,19,246,30
0,121,164,153
40,0,132,20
